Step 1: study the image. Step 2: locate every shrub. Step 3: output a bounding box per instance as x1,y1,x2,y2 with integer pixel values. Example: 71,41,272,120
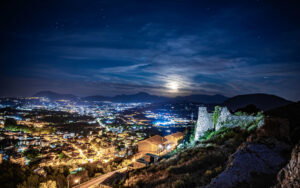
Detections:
205,170,213,177
172,179,185,188
166,166,177,174
136,179,145,187
214,166,223,174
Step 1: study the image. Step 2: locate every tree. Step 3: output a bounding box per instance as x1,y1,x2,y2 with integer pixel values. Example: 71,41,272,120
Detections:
23,148,41,161
17,175,39,188
58,152,65,159
5,118,17,127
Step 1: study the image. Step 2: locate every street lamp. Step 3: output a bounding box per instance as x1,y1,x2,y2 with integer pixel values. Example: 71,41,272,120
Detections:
74,178,81,186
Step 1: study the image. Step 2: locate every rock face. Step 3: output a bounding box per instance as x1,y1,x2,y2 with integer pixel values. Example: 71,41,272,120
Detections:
195,107,213,141
215,107,231,131
206,138,291,188
274,143,300,188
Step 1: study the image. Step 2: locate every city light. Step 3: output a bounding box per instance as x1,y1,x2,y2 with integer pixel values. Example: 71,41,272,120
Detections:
0,96,189,187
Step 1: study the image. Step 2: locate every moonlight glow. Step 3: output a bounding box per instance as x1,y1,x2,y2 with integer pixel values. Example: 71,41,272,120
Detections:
166,81,179,92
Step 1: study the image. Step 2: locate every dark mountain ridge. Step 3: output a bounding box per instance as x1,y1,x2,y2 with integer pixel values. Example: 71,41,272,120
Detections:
33,91,79,101
33,91,229,104
174,94,228,104
33,91,292,109
223,93,292,111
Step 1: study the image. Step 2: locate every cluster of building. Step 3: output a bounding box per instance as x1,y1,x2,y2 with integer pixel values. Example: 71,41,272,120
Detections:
0,126,146,167
38,129,144,167
133,132,184,168
0,96,190,184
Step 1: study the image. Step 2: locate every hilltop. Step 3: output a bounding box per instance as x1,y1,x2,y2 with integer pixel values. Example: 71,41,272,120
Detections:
223,93,292,111
104,102,300,188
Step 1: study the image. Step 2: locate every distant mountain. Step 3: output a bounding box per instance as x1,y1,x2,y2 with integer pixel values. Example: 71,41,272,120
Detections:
174,94,228,104
224,93,292,111
111,92,169,103
83,92,169,103
33,91,79,101
34,91,291,108
82,95,111,102
83,92,228,103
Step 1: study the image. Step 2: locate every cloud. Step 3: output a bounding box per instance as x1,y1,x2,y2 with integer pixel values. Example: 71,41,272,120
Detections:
2,0,300,101
22,30,300,99
97,63,149,73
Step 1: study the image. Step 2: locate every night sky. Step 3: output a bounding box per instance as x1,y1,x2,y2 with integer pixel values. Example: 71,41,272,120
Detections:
1,0,300,100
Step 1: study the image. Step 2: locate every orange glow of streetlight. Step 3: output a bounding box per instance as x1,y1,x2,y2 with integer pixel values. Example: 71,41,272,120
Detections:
74,178,80,184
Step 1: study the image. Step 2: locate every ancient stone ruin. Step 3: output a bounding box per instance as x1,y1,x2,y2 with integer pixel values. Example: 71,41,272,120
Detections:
194,106,264,141
194,107,213,141
215,107,231,130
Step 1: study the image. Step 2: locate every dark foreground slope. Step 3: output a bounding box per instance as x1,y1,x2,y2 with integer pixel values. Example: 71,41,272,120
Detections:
124,127,251,187
265,101,300,143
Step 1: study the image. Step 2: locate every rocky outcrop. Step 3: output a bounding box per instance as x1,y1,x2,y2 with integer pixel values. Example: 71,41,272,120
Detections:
274,143,300,188
206,138,290,188
205,118,293,188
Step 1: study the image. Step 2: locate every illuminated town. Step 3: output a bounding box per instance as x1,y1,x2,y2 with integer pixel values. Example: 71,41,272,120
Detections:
0,96,191,187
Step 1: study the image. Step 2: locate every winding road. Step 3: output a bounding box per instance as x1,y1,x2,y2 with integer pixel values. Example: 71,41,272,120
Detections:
72,167,127,188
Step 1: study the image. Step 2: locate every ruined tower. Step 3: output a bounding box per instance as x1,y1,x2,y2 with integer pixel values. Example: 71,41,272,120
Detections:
194,107,213,141
215,107,231,131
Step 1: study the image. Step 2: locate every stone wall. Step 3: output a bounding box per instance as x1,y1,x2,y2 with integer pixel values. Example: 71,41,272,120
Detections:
194,106,264,141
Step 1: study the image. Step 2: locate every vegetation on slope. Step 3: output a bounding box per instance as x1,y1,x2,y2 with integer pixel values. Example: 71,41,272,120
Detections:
120,126,250,188
116,109,265,188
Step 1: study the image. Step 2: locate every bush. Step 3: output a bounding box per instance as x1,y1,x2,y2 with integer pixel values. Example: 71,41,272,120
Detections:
167,166,177,174
205,170,213,177
214,166,223,174
172,173,195,188
172,179,185,188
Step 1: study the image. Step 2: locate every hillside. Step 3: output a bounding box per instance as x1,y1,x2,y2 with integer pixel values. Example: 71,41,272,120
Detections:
33,91,79,101
108,103,300,188
223,93,292,111
265,101,300,143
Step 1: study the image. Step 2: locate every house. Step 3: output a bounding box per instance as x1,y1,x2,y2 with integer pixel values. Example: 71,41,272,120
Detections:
10,155,25,166
100,145,115,156
133,153,159,169
138,135,167,154
164,132,184,150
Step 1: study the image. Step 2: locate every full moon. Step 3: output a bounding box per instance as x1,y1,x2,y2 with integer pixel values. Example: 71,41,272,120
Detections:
167,81,179,92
